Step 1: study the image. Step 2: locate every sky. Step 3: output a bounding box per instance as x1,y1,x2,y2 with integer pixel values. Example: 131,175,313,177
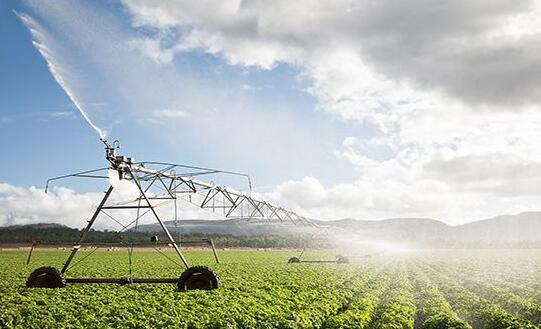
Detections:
1,0,541,227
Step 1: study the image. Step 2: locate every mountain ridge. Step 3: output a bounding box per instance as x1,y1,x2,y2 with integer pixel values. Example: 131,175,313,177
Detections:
2,211,540,246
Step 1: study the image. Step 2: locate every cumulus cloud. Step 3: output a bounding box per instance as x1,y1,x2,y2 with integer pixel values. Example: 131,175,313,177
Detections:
0,181,220,229
266,130,541,223
271,177,326,208
0,183,102,228
117,0,541,222
121,0,541,108
11,0,541,224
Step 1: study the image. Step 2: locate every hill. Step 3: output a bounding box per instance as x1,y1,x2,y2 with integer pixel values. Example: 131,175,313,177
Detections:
1,212,540,248
326,217,450,243
453,211,541,243
101,212,541,247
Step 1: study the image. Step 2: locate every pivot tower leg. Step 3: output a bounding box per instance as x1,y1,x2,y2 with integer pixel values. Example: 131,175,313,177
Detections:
61,186,114,274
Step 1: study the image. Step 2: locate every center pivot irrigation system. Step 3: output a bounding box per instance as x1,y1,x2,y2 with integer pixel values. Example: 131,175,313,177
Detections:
26,139,315,291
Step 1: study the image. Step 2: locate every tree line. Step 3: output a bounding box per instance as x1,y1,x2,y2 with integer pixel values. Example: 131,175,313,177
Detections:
0,224,323,248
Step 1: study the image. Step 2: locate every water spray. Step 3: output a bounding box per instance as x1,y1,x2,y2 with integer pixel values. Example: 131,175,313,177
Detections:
16,11,107,139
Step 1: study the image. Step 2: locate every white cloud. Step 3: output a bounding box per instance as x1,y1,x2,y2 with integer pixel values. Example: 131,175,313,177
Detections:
19,0,344,189
0,183,101,227
271,177,326,209
117,0,541,223
121,0,541,107
13,0,541,224
268,131,541,223
0,181,221,229
129,38,175,64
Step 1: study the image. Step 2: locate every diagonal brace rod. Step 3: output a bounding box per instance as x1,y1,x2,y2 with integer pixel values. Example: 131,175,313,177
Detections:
127,168,190,269
61,186,114,274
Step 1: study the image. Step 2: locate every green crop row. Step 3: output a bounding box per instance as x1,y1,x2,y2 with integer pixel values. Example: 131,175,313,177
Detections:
407,262,471,329
321,265,391,329
418,261,539,329
422,251,541,288
2,249,541,328
427,260,541,326
370,261,416,329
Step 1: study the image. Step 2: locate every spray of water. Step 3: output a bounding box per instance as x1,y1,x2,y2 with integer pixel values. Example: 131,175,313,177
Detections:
15,11,107,140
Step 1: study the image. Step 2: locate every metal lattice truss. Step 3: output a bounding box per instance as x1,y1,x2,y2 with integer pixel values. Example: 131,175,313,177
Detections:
39,140,316,276
46,161,315,227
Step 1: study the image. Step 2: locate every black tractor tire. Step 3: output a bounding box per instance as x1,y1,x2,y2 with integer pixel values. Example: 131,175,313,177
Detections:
337,256,350,264
26,266,66,288
177,266,220,291
288,257,301,264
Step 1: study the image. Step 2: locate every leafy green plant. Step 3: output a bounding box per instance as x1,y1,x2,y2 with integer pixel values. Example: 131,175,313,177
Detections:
1,249,541,328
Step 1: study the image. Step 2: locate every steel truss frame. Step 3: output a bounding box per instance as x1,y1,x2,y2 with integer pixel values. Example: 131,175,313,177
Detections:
35,140,314,287
46,161,315,226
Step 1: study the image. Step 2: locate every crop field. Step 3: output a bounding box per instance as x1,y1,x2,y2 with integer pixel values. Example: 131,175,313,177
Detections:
1,249,541,328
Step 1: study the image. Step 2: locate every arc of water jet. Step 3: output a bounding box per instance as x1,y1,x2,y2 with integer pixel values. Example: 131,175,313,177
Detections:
15,11,107,140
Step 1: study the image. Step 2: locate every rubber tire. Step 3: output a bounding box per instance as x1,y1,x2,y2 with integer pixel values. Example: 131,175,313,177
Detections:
337,256,349,264
288,257,301,264
26,266,66,288
177,266,220,291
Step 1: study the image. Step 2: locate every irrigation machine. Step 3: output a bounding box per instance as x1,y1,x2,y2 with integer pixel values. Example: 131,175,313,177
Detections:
288,248,350,264
287,234,350,264
26,139,315,291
